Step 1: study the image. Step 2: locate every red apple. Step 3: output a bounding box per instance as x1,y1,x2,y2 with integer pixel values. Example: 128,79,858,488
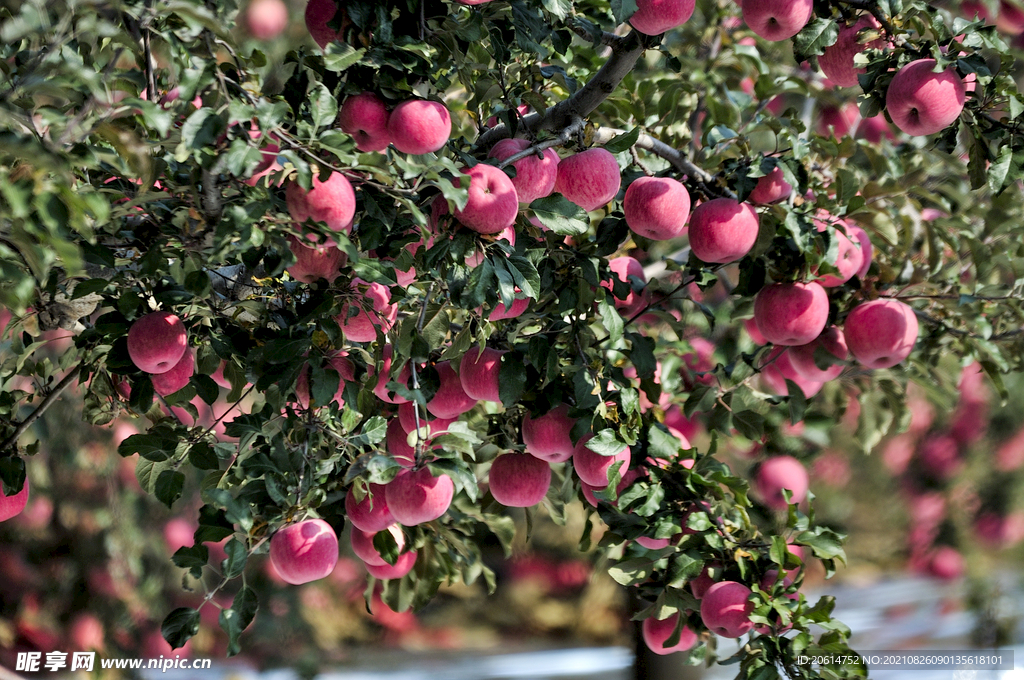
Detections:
741,0,813,41
843,299,918,368
553,148,621,212
700,581,754,637
623,176,691,240
917,434,963,480
787,327,848,382
744,317,767,345
151,349,194,396
522,403,576,463
388,99,451,155
488,296,531,320
397,402,456,435
488,138,560,204
459,346,506,403
847,224,873,278
753,281,829,346
819,15,885,88
338,92,390,152
286,171,355,233
386,418,417,467
748,166,792,205
269,518,339,585
295,353,354,409
426,361,478,419
687,198,760,264
756,455,809,510
816,227,863,287
336,279,397,342
287,234,344,283
69,613,105,651
581,469,642,507
0,476,29,522
243,0,289,40
760,348,825,397
350,525,405,566
489,452,552,507
604,256,648,318
127,311,188,374
629,0,696,35
573,435,632,487
365,549,417,579
642,612,697,655
370,344,411,404
385,467,455,526
886,59,966,136
926,546,964,581
453,164,520,234
304,0,343,48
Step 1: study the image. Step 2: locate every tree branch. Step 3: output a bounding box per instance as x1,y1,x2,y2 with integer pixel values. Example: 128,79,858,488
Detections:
494,116,586,169
1,364,82,454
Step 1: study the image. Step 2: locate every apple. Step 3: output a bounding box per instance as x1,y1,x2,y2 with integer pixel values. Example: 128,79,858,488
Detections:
69,613,105,651
385,467,455,526
926,546,964,581
687,198,760,263
604,256,648,318
573,435,632,487
997,0,1024,33
700,581,754,637
787,326,848,382
459,346,506,403
243,0,289,40
581,468,642,507
151,349,194,396
350,525,405,566
816,226,863,287
386,418,417,467
623,176,691,241
856,113,895,143
487,138,560,204
744,317,767,345
346,485,395,533
818,15,885,88
336,279,397,342
522,403,576,463
690,562,718,599
760,347,825,397
748,166,792,205
304,0,344,48
127,311,189,374
756,455,809,509
886,59,966,136
489,452,552,507
0,476,29,522
917,434,962,480
628,0,696,35
453,164,519,234
370,344,411,404
817,103,860,138
847,224,873,278
365,549,418,580
426,361,478,419
996,426,1024,471
295,353,354,409
397,401,456,435
269,518,339,585
642,613,697,655
388,99,451,155
843,299,919,368
753,281,829,346
286,171,355,233
741,0,813,41
287,235,344,283
489,296,531,320
338,92,390,153
553,148,621,212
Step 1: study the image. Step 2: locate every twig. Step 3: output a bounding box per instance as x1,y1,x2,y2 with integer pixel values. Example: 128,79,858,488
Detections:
494,116,586,169
1,364,82,454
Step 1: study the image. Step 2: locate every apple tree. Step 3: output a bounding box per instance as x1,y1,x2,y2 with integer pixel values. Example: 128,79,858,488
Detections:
1,0,1024,677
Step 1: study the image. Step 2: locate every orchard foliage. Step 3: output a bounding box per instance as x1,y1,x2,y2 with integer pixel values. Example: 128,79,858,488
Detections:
2,0,1024,677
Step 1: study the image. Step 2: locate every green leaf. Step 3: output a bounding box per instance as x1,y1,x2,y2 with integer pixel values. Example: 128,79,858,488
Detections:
309,83,338,132
498,351,528,407
222,537,247,578
732,410,765,440
585,429,629,456
161,607,200,650
172,545,208,578
598,295,624,342
220,587,259,655
529,195,589,235
323,44,367,72
602,127,641,153
119,433,176,462
155,470,185,508
793,18,840,61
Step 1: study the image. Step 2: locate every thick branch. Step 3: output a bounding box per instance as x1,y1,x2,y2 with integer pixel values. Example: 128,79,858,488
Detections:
1,365,81,454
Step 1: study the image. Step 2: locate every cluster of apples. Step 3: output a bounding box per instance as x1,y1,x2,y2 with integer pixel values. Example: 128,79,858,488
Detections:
126,311,197,397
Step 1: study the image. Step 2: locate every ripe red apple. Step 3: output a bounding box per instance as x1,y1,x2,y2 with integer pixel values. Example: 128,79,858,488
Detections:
488,296,531,320
753,281,829,346
286,171,355,233
346,484,395,532
336,279,397,342
700,581,754,637
756,455,809,509
287,235,344,283
628,0,696,35
744,317,767,345
818,15,885,88
385,467,455,526
787,327,848,382
453,164,520,234
69,613,105,651
741,0,813,41
847,224,873,278
917,434,963,480
388,99,451,155
269,518,339,585
843,299,919,368
760,348,824,397
748,166,792,205
522,403,576,463
243,0,289,40
426,361,478,419
304,0,343,48
687,198,760,264
573,435,632,487
338,92,390,153
397,401,456,435
487,138,560,204
690,562,718,599
489,452,552,507
365,549,417,579
553,148,621,212
350,525,405,566
295,353,354,409
886,59,966,136
623,176,691,241
815,226,863,287
604,256,648,318
151,349,194,396
386,418,417,467
459,346,506,403
370,344,411,404
127,311,189,374
926,546,964,581
642,612,697,655
0,476,29,522
997,0,1024,33
856,113,895,143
